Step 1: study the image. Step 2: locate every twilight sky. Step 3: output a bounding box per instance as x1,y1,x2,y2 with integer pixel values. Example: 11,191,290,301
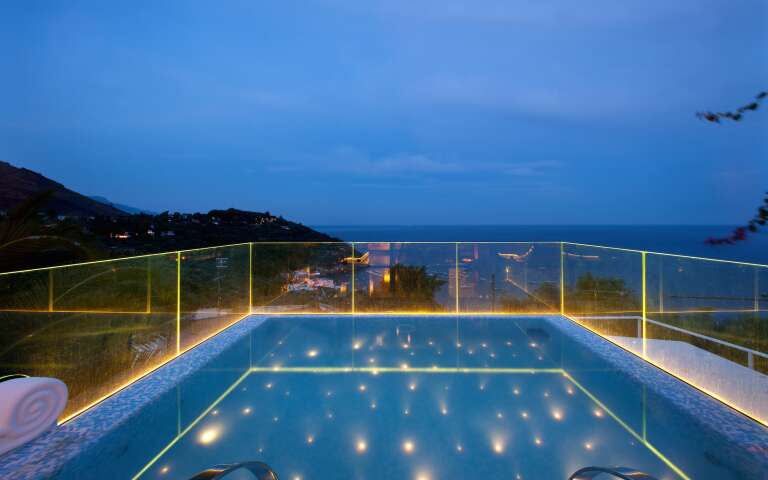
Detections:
0,0,766,225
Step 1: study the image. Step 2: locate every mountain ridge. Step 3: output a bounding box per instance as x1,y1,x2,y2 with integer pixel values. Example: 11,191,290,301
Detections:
0,161,126,216
89,195,156,215
0,160,339,272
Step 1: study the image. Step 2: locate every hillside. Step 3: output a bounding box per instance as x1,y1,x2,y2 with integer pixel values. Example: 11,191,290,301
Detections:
0,161,339,272
92,208,338,256
0,161,126,217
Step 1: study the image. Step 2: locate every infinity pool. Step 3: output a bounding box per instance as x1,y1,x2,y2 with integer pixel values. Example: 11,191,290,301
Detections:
52,316,768,479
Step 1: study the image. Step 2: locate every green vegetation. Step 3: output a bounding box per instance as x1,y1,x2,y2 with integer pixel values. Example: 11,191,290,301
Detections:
356,263,447,311
656,312,768,356
499,281,560,312
496,273,639,314
568,272,641,313
0,197,338,274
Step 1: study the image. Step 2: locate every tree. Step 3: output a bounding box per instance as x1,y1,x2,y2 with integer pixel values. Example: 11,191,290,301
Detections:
697,91,768,244
356,263,447,311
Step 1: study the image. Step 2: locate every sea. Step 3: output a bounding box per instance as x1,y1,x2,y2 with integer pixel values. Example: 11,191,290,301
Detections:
314,225,768,265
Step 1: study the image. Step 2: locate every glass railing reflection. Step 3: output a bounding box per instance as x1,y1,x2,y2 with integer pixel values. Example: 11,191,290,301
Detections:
0,245,251,421
562,243,644,356
561,243,768,426
352,243,456,313
179,245,250,351
1,240,766,426
250,242,352,313
644,252,768,423
457,242,560,313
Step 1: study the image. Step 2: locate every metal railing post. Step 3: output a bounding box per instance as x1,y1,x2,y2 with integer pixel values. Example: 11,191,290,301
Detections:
755,267,759,312
560,242,565,316
248,242,253,315
455,242,460,313
176,251,181,355
351,242,356,314
642,251,647,359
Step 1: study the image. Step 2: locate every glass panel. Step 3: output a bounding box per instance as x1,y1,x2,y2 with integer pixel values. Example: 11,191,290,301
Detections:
250,242,352,313
353,243,456,313
562,244,643,356
759,266,768,311
0,253,178,420
51,255,177,313
179,245,250,351
457,242,560,313
0,269,49,311
644,254,768,424
646,254,756,314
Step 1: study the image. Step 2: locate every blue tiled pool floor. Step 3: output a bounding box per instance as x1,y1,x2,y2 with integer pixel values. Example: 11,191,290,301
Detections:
129,315,705,480
136,368,683,480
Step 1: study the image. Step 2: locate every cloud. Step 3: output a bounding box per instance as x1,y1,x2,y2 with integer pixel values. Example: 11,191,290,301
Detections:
267,147,561,179
406,75,666,120
151,66,298,110
351,152,465,175
268,148,461,175
330,0,712,29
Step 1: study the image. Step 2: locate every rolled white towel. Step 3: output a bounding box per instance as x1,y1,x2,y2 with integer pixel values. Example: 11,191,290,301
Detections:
0,377,68,456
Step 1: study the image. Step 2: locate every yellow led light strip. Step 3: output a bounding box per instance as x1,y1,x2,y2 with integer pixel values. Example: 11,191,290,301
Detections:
0,309,165,314
642,251,647,358
249,367,565,374
258,241,561,245
176,252,181,355
351,242,356,314
58,313,251,425
247,311,561,316
248,243,253,315
563,242,768,268
562,313,768,427
0,309,563,316
130,369,251,480
563,372,690,480
0,242,253,277
455,243,460,313
560,242,565,315
562,308,768,316
3,240,763,278
647,308,768,314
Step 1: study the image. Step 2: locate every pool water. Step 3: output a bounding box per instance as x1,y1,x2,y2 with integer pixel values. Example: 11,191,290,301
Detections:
66,316,767,480
139,369,683,480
